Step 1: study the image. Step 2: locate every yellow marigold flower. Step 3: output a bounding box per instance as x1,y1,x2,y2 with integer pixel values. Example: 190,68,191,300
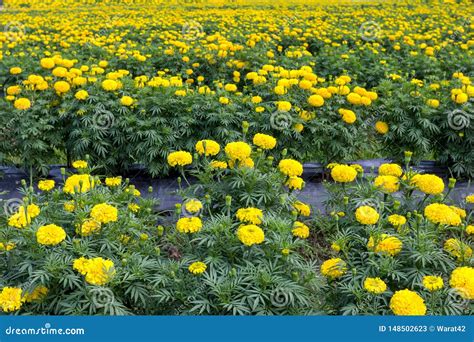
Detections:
167,151,193,167
285,176,304,190
8,204,40,229
277,101,292,112
102,79,119,91
388,214,406,227
40,58,55,69
184,199,202,214
0,287,23,312
188,261,207,275
22,286,48,303
443,238,472,261
0,242,15,251
64,200,75,212
413,174,445,195
63,174,95,194
347,92,362,105
422,276,444,292
466,225,474,235
224,83,237,92
10,67,22,75
449,266,474,300
355,206,380,225
74,257,115,286
38,179,55,192
364,277,387,294
331,243,341,252
374,175,399,193
128,203,140,213
466,194,474,203
209,160,227,169
367,234,402,256
293,201,311,216
120,96,134,106
72,160,88,169
273,86,286,95
331,164,357,183
54,80,70,93
105,176,122,187
252,133,277,150
75,90,89,100
14,98,31,110
7,85,21,95
424,203,461,226
278,159,303,177
219,97,230,105
36,224,66,246
427,99,440,108
176,217,202,233
195,140,220,156
251,96,262,104
375,121,389,134
90,203,118,224
338,108,357,124
292,221,310,239
293,123,304,132
320,258,347,279
79,219,101,236
390,289,426,315
378,163,402,177
236,207,263,225
237,224,265,246
224,141,252,161
308,94,324,107
73,257,90,275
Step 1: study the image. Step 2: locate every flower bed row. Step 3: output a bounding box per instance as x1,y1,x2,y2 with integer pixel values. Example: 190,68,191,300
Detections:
0,136,472,315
